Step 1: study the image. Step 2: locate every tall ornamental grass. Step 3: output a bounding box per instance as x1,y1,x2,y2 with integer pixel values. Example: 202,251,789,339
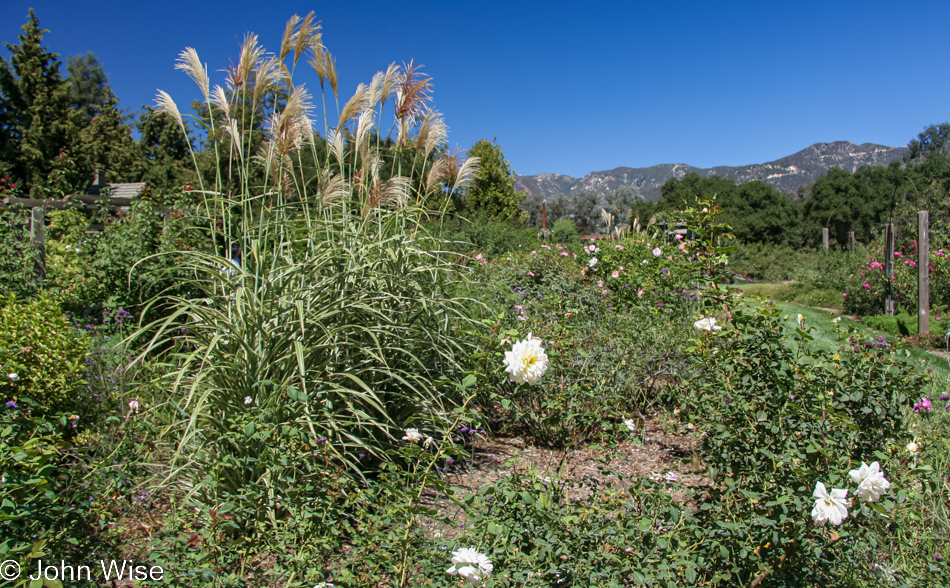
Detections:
131,14,482,503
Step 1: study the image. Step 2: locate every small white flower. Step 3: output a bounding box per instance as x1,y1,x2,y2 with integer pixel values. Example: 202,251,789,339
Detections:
832,316,842,323
665,471,679,482
244,396,253,405
906,441,918,454
447,547,493,585
7,373,19,382
402,428,423,442
624,418,637,432
589,257,599,267
652,247,662,257
503,332,549,385
811,481,849,526
128,400,140,412
848,461,890,503
693,317,722,332
74,247,81,253
424,436,435,447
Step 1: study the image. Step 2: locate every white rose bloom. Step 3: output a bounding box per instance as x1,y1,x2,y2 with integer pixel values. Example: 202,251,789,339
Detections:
848,461,890,503
907,442,918,454
503,333,549,385
244,396,253,405
811,481,849,526
447,547,493,585
652,247,662,257
589,257,599,267
693,317,722,332
7,373,19,382
128,400,140,412
402,428,423,442
624,418,637,432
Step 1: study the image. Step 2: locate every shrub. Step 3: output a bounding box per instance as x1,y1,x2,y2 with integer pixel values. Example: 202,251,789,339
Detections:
550,217,580,244
0,293,87,411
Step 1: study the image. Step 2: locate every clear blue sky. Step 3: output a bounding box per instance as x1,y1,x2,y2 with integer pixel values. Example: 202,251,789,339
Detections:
3,1,950,178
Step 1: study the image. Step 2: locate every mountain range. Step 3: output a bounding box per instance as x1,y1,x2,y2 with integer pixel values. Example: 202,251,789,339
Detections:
513,141,909,202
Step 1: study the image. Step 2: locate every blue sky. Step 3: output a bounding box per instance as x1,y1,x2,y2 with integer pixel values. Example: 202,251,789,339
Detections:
3,1,950,178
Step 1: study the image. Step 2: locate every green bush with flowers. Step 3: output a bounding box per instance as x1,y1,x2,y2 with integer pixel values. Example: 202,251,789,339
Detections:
0,293,87,411
844,238,950,317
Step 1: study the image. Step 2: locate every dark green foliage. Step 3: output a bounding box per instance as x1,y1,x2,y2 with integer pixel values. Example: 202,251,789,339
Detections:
0,206,38,299
660,174,801,246
463,138,527,223
550,217,580,244
0,9,83,194
907,123,950,161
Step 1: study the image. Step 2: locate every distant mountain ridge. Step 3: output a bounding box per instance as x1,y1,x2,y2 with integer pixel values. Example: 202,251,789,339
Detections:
514,141,909,202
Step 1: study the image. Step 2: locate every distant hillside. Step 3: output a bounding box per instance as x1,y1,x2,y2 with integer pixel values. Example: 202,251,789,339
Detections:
514,141,909,201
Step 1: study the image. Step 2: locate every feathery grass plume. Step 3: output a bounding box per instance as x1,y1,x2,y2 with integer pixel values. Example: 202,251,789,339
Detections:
354,109,376,164
395,60,432,122
327,128,347,166
308,46,328,90
223,117,244,161
452,156,481,190
415,109,447,159
292,12,321,69
366,175,410,213
154,90,185,131
396,117,413,148
368,70,385,112
317,172,349,205
236,33,263,91
338,83,370,128
380,62,402,107
279,14,302,62
425,156,448,194
175,47,210,102
324,49,338,100
210,85,230,118
252,56,285,111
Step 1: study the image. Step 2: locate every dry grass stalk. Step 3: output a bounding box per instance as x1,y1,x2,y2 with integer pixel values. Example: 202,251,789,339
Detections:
415,109,447,159
176,48,210,102
210,85,230,119
235,33,263,91
154,90,185,131
339,84,370,128
252,56,285,111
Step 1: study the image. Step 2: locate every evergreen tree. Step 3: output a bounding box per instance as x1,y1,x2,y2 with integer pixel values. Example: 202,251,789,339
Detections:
463,138,526,223
0,9,82,195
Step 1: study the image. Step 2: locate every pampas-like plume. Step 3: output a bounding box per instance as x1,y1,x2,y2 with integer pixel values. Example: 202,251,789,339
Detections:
292,12,321,68
252,56,285,111
318,172,349,205
395,60,432,122
176,48,210,102
338,84,369,128
425,157,448,194
325,50,338,100
379,62,402,107
308,46,327,91
365,175,410,214
415,109,447,159
452,156,481,190
354,109,376,162
210,85,230,118
235,33,263,91
279,14,302,62
223,118,244,160
268,85,314,158
154,90,185,132
328,129,347,166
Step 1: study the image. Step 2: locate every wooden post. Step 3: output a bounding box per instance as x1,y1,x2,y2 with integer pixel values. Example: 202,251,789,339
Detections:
919,210,930,335
884,223,895,316
848,231,856,252
30,208,46,282
822,228,830,250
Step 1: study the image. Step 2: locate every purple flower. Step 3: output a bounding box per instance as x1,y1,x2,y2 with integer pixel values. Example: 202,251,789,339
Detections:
939,395,949,401
5,401,18,408
913,397,932,413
